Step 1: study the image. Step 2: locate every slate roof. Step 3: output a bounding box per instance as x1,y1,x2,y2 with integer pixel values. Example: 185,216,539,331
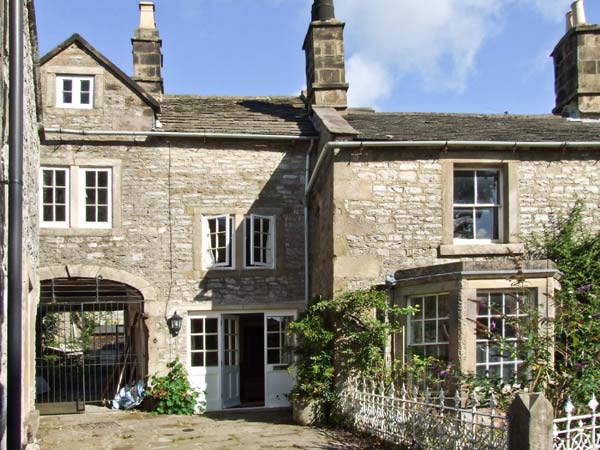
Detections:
346,112,600,142
158,95,317,137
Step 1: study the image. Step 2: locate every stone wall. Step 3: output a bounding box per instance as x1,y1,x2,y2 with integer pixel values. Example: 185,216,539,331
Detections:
41,42,154,130
326,147,600,292
39,138,307,372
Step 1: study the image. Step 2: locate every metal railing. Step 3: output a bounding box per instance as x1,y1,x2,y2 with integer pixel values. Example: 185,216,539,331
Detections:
554,395,600,450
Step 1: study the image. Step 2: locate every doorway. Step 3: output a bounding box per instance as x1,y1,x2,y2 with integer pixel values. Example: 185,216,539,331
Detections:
239,314,264,407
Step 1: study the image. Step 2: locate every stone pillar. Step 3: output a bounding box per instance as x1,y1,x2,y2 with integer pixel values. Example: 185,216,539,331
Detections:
131,1,163,96
303,1,349,110
508,393,554,450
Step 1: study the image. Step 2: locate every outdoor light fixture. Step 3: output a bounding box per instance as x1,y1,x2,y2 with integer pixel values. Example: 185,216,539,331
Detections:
167,311,183,337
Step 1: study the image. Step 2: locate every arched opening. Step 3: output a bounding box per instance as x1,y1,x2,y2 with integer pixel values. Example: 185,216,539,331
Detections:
36,277,147,414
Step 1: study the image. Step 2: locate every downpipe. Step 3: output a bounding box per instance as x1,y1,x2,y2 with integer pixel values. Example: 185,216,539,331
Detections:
8,0,24,449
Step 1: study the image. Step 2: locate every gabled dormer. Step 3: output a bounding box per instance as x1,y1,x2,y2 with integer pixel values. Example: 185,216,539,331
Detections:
40,33,159,131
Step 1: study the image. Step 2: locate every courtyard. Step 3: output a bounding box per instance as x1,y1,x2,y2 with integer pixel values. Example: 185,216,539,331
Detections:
37,407,389,450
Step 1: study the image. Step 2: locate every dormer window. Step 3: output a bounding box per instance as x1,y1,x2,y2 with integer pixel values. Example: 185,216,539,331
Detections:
56,75,94,109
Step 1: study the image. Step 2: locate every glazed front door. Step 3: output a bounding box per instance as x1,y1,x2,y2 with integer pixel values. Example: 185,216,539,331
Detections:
265,314,295,407
221,315,241,408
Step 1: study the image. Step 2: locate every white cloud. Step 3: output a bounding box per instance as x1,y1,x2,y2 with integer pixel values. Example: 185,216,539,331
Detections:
346,54,393,109
335,0,573,106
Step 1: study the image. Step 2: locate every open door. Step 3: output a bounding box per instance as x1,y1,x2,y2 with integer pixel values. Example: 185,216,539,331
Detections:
265,314,295,407
221,315,241,408
188,316,220,411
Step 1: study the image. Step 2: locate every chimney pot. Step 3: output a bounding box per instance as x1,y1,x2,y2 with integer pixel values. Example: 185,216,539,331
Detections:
139,1,156,29
571,0,587,26
566,11,574,32
312,0,335,21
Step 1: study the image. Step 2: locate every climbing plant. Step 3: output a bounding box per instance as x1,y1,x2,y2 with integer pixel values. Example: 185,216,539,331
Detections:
288,288,415,422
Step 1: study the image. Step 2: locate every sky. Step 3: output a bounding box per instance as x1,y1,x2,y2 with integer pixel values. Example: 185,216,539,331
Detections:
35,0,600,114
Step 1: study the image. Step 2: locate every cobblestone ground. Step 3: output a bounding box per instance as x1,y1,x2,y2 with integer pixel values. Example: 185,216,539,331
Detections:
37,407,391,450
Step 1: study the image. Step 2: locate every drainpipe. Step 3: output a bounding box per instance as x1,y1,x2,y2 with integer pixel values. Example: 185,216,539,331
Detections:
303,140,315,305
304,139,600,201
8,0,24,448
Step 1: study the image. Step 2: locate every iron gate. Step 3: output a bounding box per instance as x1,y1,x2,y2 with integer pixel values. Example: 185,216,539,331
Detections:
36,277,147,414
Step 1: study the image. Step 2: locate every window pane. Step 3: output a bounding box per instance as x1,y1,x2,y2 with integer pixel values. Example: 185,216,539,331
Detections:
206,351,218,367
80,80,90,91
438,320,449,341
86,206,95,222
55,170,66,186
412,297,423,318
80,92,90,105
424,322,436,342
63,92,72,104
86,171,96,186
267,317,280,332
63,79,72,91
454,208,474,239
55,206,66,222
267,350,279,364
490,293,503,314
97,206,108,222
43,188,53,203
191,336,204,350
86,188,96,204
424,296,436,319
205,318,218,334
43,170,53,186
438,296,448,317
477,170,499,204
267,333,279,348
454,170,475,204
475,207,498,239
97,171,108,186
412,322,422,344
97,188,108,205
191,352,204,367
43,205,53,222
191,319,203,334
55,187,66,204
206,335,218,350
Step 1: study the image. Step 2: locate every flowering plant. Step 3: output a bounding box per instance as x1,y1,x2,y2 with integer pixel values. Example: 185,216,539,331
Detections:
149,358,205,415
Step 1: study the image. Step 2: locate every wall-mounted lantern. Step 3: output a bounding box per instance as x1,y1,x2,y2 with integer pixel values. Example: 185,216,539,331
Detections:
167,311,183,337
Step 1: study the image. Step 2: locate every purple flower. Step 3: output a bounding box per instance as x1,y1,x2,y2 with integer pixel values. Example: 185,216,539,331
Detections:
575,362,585,369
490,320,497,331
439,370,448,377
576,284,593,292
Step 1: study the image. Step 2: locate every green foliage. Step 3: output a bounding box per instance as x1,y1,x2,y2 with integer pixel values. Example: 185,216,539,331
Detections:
527,202,600,409
288,288,415,422
149,358,204,415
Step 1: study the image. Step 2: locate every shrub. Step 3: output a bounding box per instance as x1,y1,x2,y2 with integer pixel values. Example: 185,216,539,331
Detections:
149,358,204,415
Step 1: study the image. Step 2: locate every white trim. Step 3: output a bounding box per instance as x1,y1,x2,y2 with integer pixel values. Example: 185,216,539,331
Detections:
245,214,276,269
56,75,94,109
39,166,70,228
407,293,450,359
202,215,235,269
453,168,503,243
78,167,112,228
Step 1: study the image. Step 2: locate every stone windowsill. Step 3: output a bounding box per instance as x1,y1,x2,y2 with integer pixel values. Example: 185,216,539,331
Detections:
439,243,525,257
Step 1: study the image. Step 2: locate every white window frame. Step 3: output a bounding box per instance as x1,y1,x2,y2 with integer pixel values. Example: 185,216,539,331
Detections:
407,293,450,360
56,75,94,109
189,317,220,368
40,167,70,228
266,315,293,366
202,215,235,269
245,214,275,269
78,168,112,229
453,168,503,244
475,290,531,382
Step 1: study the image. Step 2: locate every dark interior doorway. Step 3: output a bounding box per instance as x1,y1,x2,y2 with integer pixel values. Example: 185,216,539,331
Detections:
239,314,264,406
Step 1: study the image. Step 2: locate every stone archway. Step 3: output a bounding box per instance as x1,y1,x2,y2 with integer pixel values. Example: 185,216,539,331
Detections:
36,265,156,414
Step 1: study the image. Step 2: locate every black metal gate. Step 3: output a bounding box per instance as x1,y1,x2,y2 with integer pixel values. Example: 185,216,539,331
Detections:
36,277,147,414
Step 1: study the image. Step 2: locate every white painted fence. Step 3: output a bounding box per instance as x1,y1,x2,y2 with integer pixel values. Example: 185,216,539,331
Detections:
339,379,508,450
554,395,600,450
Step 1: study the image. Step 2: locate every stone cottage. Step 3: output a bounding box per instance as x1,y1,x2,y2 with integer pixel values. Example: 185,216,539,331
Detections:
36,0,600,413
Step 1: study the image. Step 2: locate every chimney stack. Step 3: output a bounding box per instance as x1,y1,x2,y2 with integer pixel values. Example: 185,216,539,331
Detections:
552,0,600,118
303,0,349,110
132,1,163,96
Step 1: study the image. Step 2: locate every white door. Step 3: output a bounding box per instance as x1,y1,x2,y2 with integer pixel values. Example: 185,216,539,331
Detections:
188,316,220,411
265,314,296,407
221,315,241,408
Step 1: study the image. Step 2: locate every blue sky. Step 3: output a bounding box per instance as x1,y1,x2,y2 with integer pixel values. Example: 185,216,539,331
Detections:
36,0,600,114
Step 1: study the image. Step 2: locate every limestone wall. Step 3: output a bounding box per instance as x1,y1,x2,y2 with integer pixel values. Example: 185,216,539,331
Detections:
39,138,307,371
327,148,600,292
